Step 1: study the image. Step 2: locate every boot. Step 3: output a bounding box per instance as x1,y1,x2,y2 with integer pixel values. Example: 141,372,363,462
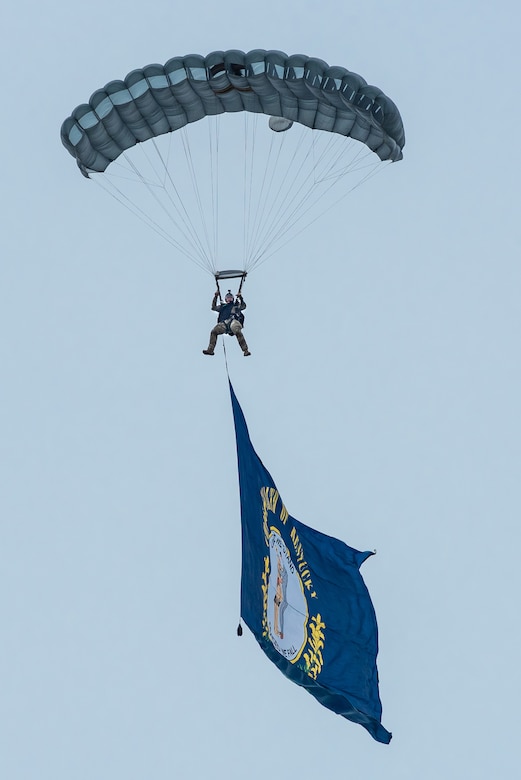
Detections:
202,349,214,355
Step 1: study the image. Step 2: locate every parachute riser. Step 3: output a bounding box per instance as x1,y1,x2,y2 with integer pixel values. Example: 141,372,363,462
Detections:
214,270,247,302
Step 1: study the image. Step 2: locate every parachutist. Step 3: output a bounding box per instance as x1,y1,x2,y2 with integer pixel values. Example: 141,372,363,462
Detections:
203,290,250,356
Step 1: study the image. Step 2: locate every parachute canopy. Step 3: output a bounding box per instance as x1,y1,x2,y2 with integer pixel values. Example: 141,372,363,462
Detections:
61,51,405,276
61,49,404,175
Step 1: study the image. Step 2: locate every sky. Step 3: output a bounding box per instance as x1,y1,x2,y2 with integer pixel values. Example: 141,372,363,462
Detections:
2,1,521,778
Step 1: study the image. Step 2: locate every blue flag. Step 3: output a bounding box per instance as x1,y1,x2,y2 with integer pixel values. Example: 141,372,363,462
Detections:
230,382,391,744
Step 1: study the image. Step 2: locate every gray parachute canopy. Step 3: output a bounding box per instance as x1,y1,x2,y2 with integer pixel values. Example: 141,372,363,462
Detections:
61,49,405,176
61,50,405,276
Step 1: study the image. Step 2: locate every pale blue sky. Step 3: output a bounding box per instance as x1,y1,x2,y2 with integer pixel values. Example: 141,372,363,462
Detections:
2,2,520,778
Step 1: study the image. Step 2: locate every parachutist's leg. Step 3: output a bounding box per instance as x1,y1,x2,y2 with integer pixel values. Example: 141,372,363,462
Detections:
236,333,250,356
202,330,217,355
231,321,250,356
203,323,226,355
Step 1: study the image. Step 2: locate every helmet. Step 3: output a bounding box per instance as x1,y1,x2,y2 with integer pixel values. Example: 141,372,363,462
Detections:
225,292,234,302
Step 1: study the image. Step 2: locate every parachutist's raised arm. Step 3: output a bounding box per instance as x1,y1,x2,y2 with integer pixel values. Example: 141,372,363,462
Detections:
212,292,220,311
